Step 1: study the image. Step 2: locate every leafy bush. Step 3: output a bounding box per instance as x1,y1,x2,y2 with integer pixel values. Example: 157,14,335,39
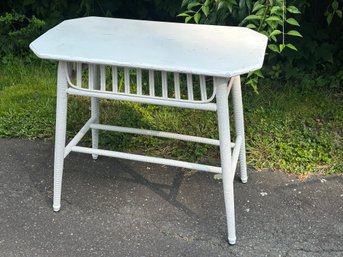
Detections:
0,1,183,62
0,0,182,25
179,0,301,51
0,12,45,62
2,0,342,86
179,0,343,90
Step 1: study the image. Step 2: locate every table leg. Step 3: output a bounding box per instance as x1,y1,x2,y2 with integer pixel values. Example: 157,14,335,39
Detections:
215,77,236,245
91,97,99,159
232,76,248,183
53,61,68,212
90,65,100,159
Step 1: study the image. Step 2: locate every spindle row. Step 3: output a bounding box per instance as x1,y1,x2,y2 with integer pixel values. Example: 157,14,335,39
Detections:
67,63,215,102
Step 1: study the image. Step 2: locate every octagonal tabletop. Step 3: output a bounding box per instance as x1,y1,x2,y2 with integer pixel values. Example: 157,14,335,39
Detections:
30,16,268,78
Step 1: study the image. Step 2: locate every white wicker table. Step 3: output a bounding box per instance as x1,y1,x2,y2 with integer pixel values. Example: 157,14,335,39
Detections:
30,16,267,245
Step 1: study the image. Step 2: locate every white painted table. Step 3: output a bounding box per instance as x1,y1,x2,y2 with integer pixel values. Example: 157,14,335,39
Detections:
30,16,267,245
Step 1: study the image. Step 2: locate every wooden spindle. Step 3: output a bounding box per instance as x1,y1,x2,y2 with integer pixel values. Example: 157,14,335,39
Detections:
124,67,130,93
76,62,82,87
161,71,168,98
174,73,181,99
149,70,155,96
136,68,142,95
200,75,207,100
88,64,95,90
100,65,106,91
187,73,194,100
112,66,118,92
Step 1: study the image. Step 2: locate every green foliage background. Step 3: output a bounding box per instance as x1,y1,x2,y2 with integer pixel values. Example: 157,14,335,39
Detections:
1,0,342,88
179,0,343,90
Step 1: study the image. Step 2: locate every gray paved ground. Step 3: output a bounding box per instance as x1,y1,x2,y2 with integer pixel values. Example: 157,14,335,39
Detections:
0,139,342,257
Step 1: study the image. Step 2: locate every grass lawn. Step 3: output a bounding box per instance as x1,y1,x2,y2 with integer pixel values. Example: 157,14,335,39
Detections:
0,59,342,175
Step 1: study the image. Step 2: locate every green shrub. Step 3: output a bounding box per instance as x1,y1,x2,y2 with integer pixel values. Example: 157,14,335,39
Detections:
0,12,45,62
179,0,343,90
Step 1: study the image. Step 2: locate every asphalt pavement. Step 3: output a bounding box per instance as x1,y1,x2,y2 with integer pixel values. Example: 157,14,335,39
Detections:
0,139,342,257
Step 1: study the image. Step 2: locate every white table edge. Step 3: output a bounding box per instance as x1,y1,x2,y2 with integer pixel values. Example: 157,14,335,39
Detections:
30,43,265,78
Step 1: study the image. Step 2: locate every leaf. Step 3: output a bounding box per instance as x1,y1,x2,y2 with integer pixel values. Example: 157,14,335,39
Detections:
286,43,298,51
194,12,201,24
337,10,342,18
266,16,282,22
246,23,257,29
254,69,264,78
268,44,280,53
286,18,300,26
270,6,282,14
185,16,192,23
260,30,269,37
269,29,282,37
252,3,264,13
287,30,303,37
255,8,265,16
188,2,201,9
332,0,339,10
279,44,285,52
246,77,259,94
242,15,262,22
202,5,209,16
218,1,225,10
245,0,253,10
177,13,190,17
287,6,301,14
326,13,333,24
181,0,189,7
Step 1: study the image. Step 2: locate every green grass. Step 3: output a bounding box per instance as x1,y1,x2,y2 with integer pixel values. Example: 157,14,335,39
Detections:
0,59,342,175
244,84,343,175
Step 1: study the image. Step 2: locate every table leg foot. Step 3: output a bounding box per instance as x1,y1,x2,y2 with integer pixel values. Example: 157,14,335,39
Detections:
228,237,236,245
53,205,61,212
92,154,98,160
